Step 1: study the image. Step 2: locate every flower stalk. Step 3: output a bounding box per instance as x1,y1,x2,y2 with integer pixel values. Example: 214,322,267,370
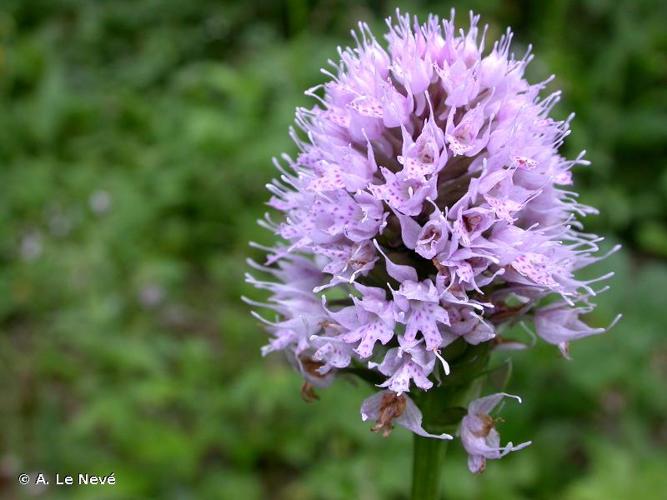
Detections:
411,384,451,500
409,355,480,500
412,433,447,500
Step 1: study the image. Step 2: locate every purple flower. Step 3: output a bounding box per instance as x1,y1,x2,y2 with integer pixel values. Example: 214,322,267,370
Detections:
535,302,621,358
321,283,395,359
246,9,618,462
361,390,452,440
370,343,437,394
460,393,531,473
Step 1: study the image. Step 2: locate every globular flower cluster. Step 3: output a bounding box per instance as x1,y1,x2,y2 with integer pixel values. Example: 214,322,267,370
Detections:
246,11,619,472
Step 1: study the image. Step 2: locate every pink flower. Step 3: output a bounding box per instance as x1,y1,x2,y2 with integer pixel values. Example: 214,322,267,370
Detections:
460,393,531,473
535,303,621,358
361,390,452,440
246,10,618,461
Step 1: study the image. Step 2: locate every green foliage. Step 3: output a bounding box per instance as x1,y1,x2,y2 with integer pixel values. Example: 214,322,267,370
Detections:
0,1,665,498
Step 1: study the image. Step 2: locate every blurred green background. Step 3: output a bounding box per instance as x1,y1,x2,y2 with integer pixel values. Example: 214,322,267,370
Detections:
1,0,666,498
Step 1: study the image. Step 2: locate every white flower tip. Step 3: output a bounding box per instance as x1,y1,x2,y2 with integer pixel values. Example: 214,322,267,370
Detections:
434,349,451,375
500,392,523,404
608,313,622,330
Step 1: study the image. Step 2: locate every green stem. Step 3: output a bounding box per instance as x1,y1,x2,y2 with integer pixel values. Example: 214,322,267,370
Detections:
408,343,492,499
411,434,448,500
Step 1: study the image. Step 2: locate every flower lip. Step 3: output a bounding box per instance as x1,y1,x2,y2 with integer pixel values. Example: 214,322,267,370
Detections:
370,391,407,437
